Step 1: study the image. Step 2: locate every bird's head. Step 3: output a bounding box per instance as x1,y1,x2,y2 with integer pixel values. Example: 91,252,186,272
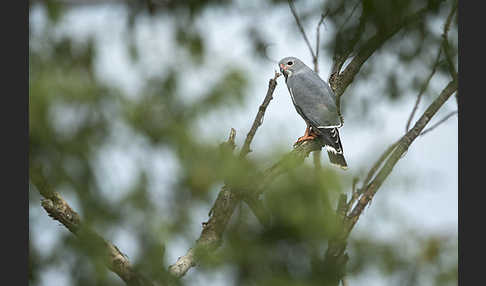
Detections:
278,57,305,79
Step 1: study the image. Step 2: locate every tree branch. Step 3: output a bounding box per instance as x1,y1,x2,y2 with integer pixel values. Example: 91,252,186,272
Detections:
333,6,428,99
346,79,457,232
171,2,455,282
314,11,329,73
253,139,322,197
319,79,457,286
329,1,364,89
240,71,281,157
406,49,442,132
168,72,281,277
442,0,458,84
288,0,316,61
167,132,323,279
419,110,457,136
34,187,157,286
407,0,458,132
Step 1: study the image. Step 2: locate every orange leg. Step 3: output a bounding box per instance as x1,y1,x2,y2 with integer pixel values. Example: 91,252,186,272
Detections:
295,125,317,144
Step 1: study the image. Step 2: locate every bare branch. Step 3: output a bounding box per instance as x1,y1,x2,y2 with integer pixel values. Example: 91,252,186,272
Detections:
336,0,361,35
36,189,156,286
169,129,241,278
169,184,239,278
420,111,457,136
360,140,400,193
240,71,281,157
314,11,329,73
288,0,316,60
406,49,442,132
345,177,361,214
442,0,458,83
222,128,236,149
346,79,458,233
406,0,457,132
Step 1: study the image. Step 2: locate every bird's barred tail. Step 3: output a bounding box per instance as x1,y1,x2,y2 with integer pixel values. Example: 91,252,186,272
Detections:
317,127,348,170
327,151,348,170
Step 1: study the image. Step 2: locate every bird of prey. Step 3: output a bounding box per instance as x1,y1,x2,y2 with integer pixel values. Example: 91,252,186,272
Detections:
279,56,348,169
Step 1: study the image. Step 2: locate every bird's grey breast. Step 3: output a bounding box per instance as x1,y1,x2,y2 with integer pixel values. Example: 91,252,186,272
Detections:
286,70,341,128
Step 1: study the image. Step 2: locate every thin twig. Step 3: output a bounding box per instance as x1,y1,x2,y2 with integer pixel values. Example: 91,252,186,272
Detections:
407,0,457,132
314,11,328,73
420,111,457,136
336,0,361,34
288,0,316,60
345,177,360,214
405,49,442,132
240,71,281,157
360,140,400,192
442,0,458,83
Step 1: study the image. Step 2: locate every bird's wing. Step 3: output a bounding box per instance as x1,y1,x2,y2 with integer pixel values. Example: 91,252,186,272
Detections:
287,71,341,128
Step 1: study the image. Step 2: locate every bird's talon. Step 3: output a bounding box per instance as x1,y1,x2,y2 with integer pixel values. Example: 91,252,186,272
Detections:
293,134,317,146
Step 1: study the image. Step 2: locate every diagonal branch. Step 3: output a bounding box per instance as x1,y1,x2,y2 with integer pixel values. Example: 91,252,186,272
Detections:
240,71,281,157
168,72,281,278
441,0,458,84
405,49,442,132
407,0,458,133
346,79,457,233
419,110,457,136
31,179,157,286
321,79,457,286
345,139,400,213
288,0,316,61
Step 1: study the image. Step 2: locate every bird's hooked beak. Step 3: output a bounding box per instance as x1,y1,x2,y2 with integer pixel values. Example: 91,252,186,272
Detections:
280,63,290,80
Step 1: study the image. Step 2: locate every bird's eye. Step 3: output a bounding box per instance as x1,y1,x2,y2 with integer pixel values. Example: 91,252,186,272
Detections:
287,61,293,66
